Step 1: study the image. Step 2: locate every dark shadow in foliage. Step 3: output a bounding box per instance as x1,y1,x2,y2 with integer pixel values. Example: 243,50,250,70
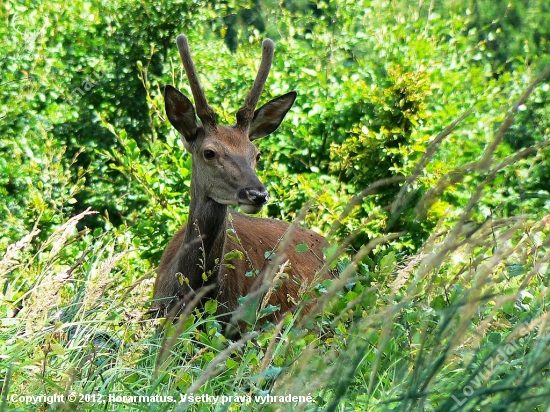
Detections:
453,0,550,74
222,2,266,52
51,1,204,230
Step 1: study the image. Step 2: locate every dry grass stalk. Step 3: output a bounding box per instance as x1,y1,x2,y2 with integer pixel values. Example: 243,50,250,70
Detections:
259,314,287,373
82,250,133,312
46,208,97,260
0,229,40,276
260,259,290,311
18,210,96,333
391,253,427,293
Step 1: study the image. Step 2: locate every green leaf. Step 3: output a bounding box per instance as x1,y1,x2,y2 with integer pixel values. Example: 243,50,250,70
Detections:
226,358,239,369
379,252,396,275
204,299,217,315
295,243,309,253
507,264,525,277
50,343,65,356
259,304,281,318
263,366,283,379
487,332,502,344
224,249,244,261
245,270,259,278
237,296,260,325
430,295,446,310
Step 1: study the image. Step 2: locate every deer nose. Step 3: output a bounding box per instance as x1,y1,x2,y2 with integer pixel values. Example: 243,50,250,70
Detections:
240,188,269,205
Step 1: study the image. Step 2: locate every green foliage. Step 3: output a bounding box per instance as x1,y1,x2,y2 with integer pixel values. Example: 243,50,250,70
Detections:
1,0,550,411
334,66,430,187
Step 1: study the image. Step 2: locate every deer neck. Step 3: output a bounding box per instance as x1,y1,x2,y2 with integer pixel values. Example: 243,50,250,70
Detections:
179,175,228,293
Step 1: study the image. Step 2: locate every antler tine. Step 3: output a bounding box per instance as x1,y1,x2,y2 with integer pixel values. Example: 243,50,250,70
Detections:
176,34,217,131
236,39,275,131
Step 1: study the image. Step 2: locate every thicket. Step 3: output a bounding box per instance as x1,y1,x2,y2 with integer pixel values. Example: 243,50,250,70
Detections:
1,0,550,411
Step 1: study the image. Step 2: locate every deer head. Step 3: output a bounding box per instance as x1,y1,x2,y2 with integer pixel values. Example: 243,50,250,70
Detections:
164,34,296,214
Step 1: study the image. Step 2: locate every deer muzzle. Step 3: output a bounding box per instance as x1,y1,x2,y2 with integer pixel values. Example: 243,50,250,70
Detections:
238,187,269,214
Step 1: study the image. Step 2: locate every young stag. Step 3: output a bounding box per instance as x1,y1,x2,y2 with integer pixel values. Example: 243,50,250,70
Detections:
152,34,329,330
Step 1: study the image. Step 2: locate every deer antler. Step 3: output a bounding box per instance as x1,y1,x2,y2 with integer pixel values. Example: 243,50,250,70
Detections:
176,34,217,132
236,39,275,132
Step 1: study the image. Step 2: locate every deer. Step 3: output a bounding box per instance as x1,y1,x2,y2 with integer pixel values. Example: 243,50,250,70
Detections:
151,34,330,334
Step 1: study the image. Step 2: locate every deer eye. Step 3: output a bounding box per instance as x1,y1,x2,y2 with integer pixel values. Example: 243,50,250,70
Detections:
256,152,262,162
203,149,216,160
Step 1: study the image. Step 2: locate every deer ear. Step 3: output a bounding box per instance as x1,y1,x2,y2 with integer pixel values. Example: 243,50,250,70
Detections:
248,91,297,141
165,85,200,142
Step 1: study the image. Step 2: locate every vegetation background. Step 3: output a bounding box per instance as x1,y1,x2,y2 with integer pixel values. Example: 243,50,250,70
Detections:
1,0,550,410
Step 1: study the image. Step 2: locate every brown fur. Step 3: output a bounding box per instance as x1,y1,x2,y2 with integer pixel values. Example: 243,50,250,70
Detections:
153,211,328,321
150,35,331,333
